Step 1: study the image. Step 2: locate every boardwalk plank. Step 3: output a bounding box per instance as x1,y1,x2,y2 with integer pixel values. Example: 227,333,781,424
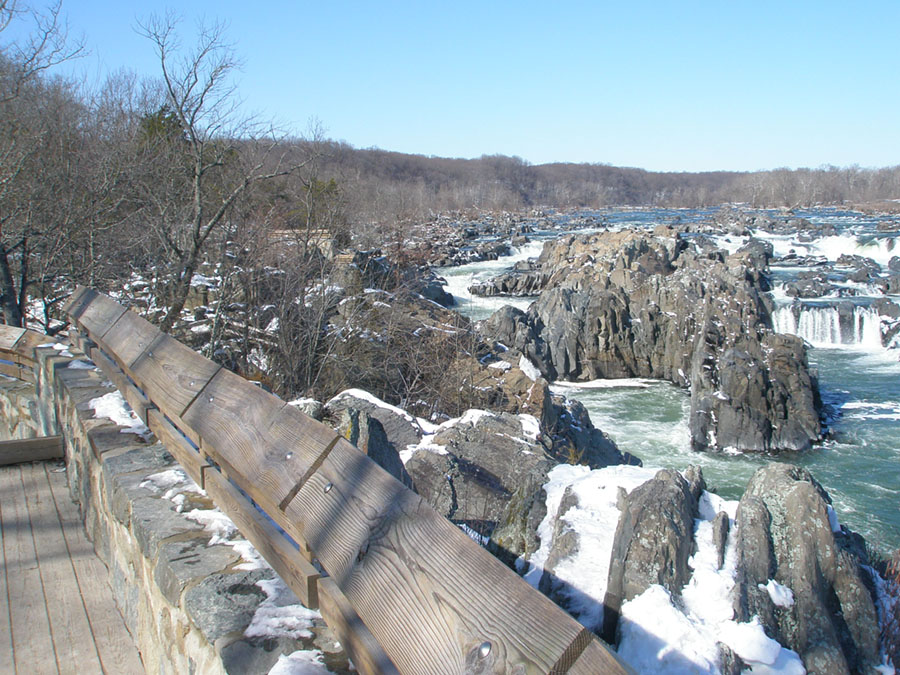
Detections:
21,463,104,675
0,468,15,674
0,464,58,674
45,465,144,674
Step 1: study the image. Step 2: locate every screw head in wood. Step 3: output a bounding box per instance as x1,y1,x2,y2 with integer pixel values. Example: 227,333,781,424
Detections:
479,642,491,658
323,482,333,494
285,451,294,460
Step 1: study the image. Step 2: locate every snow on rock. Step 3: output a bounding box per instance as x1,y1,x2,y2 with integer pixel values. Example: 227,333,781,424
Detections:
328,388,418,425
245,578,321,641
523,461,811,673
518,354,542,381
184,508,240,545
617,584,721,673
66,359,97,370
518,414,541,441
521,463,657,629
267,650,330,674
760,579,795,608
488,360,513,371
88,391,152,440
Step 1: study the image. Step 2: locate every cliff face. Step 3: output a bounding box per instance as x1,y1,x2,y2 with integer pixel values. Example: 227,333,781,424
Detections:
481,227,822,453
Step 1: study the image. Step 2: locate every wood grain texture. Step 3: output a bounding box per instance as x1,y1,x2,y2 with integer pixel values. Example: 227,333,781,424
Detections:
67,290,127,342
14,331,56,359
130,333,220,420
0,464,58,673
0,469,15,673
20,463,104,675
182,369,340,515
0,361,31,381
0,436,64,466
45,464,145,674
317,577,400,675
567,638,634,675
61,285,92,318
99,309,162,375
286,438,607,674
0,325,26,351
201,466,321,608
283,439,411,586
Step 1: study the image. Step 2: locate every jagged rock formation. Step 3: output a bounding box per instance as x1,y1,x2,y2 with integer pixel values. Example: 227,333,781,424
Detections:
601,469,700,642
322,379,635,567
481,228,823,453
732,464,881,674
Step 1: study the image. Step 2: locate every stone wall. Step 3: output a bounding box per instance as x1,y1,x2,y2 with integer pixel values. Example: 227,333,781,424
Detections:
0,344,346,674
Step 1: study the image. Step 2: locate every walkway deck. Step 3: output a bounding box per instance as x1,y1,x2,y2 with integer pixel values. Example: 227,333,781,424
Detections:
0,460,144,674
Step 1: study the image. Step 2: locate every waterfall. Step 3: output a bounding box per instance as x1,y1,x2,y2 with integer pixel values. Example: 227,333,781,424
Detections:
772,304,883,349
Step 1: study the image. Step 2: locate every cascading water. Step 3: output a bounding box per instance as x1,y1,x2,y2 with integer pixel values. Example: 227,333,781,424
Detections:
772,304,883,348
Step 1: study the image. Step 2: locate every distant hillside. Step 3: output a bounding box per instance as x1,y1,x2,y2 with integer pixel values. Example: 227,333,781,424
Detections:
298,141,900,224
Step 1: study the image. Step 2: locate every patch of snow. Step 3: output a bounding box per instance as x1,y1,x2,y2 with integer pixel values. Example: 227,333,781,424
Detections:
488,360,513,371
457,409,495,427
458,523,489,547
51,343,74,357
760,579,795,608
329,388,418,426
287,397,319,408
88,391,152,440
184,508,240,545
618,585,721,672
518,355,542,381
521,463,657,629
267,650,330,674
518,414,541,441
67,359,97,370
245,577,321,640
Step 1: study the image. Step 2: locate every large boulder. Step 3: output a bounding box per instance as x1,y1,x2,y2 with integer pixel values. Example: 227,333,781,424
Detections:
601,469,698,643
404,410,556,561
732,464,881,674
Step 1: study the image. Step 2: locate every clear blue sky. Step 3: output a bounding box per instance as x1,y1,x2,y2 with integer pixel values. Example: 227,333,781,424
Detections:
19,1,900,172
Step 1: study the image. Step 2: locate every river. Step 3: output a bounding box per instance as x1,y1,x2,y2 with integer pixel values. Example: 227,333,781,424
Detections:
439,207,900,553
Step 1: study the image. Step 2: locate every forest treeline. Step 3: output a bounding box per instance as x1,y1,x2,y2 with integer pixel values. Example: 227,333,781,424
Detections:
316,144,900,224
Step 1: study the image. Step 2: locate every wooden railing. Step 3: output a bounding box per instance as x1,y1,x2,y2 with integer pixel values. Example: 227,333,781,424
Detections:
60,287,630,675
0,325,65,465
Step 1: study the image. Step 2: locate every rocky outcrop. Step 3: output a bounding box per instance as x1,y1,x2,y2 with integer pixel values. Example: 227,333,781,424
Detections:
732,464,881,674
468,259,549,297
324,384,634,567
601,469,699,642
481,228,822,453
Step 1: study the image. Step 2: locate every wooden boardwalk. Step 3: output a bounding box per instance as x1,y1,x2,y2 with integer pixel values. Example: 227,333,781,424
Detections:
0,461,143,674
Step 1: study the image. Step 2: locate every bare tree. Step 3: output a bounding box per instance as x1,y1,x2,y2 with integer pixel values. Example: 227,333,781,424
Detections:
0,0,83,327
135,12,299,333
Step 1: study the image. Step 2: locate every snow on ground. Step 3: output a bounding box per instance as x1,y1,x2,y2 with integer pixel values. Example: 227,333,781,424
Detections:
522,463,809,674
88,391,152,440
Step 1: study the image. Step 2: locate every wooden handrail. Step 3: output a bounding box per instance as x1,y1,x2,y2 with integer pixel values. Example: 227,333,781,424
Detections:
60,287,632,675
